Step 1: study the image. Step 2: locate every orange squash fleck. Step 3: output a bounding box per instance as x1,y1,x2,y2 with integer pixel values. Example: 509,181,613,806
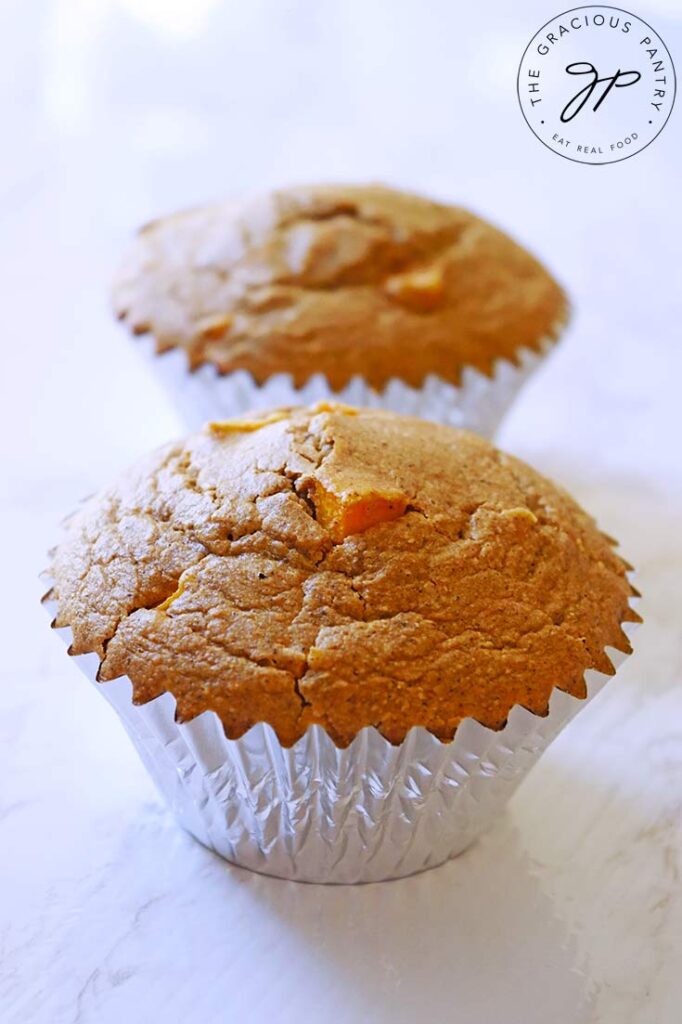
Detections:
196,313,233,341
311,483,407,541
308,401,359,417
210,402,360,437
208,410,291,435
156,576,189,613
384,264,445,312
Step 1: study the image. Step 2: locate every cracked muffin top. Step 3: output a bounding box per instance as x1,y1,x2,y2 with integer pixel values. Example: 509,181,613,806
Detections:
47,403,637,747
112,183,567,391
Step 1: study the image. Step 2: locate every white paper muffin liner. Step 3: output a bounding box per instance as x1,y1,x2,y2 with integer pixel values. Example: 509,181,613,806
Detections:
42,582,638,885
138,331,560,437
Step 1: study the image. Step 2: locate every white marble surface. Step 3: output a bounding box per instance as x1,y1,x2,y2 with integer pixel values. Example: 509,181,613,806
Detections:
1,1,681,1021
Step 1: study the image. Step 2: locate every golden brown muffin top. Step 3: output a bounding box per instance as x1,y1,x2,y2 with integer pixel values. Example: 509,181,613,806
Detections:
112,183,567,390
47,404,637,747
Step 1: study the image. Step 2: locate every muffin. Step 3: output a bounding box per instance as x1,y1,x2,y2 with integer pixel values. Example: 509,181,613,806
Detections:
112,184,568,435
44,404,638,882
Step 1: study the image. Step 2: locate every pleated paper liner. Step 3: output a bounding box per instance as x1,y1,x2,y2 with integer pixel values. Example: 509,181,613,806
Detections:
136,328,563,437
42,575,638,885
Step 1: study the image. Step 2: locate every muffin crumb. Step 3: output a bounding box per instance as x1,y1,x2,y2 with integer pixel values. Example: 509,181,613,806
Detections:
112,183,567,390
48,405,637,747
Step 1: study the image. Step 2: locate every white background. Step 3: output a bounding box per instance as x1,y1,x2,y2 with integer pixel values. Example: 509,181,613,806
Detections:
1,1,681,1022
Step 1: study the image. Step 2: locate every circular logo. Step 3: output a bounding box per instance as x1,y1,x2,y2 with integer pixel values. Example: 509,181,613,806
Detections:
517,5,676,164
